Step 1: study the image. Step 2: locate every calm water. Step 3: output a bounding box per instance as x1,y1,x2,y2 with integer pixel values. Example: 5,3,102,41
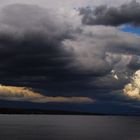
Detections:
0,115,140,140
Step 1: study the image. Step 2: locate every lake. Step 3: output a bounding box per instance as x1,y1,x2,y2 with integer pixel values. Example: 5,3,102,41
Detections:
0,115,140,140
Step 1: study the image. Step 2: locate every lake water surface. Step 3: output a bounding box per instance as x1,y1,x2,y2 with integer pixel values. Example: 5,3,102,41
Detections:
0,115,140,140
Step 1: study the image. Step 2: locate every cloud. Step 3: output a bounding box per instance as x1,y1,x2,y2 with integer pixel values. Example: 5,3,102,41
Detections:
1,0,140,9
0,85,94,103
0,4,78,38
0,4,84,93
123,70,140,100
0,3,140,104
0,0,89,10
128,55,140,70
63,26,140,75
80,0,140,26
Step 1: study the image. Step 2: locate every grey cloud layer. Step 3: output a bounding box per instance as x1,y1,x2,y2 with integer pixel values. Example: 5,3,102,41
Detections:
0,3,140,103
0,4,90,95
80,0,140,26
1,0,140,9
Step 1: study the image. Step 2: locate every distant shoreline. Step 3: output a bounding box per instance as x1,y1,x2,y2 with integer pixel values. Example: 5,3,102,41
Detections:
0,108,140,116
0,108,102,115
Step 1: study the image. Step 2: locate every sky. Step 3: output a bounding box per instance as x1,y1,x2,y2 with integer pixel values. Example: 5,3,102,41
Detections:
0,0,140,114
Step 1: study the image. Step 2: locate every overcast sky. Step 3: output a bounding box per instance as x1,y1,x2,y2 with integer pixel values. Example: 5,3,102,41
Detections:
0,0,140,114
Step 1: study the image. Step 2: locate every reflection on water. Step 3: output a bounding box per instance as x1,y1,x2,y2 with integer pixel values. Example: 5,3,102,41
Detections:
0,115,140,140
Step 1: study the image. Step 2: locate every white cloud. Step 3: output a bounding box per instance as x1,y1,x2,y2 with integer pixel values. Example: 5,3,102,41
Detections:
123,70,140,100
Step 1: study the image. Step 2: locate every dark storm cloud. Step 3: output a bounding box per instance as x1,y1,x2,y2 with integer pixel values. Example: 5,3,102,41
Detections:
80,0,140,26
0,5,68,83
0,4,99,96
128,56,140,70
0,3,140,105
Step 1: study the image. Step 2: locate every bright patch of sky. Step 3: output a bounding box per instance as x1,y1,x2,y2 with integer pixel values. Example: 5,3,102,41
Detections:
121,25,140,36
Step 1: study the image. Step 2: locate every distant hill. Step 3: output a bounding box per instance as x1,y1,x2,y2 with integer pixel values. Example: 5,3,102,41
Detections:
0,108,139,116
0,108,102,115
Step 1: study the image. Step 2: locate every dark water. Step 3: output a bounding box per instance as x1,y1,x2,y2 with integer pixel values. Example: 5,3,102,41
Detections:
0,115,140,140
